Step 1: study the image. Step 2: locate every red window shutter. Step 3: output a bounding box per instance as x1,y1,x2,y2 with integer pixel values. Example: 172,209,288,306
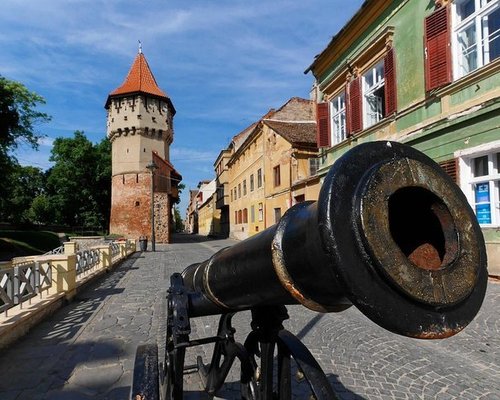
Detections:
384,48,397,116
439,159,458,184
316,102,331,148
347,77,362,134
424,6,452,92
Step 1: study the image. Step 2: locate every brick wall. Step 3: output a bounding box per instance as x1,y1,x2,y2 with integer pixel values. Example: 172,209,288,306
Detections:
110,173,173,243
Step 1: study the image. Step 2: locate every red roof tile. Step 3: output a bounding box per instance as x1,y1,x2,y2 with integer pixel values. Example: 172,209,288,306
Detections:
109,53,169,99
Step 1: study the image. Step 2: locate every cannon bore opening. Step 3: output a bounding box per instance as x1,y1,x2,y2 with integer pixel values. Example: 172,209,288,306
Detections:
388,187,458,271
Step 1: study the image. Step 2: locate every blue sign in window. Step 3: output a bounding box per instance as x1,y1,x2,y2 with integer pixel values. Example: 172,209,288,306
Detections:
475,183,491,224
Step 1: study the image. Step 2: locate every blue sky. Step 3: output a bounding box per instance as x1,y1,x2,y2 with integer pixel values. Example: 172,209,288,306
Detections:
1,0,363,214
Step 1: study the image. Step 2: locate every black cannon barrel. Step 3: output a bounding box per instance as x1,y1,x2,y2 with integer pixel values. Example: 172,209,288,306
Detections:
182,141,487,339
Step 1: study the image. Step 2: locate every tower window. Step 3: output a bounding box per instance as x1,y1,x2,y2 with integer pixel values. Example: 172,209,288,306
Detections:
135,201,140,207
122,175,125,184
136,174,139,183
127,148,129,153
152,117,156,123
124,116,128,121
143,148,146,152
137,114,142,119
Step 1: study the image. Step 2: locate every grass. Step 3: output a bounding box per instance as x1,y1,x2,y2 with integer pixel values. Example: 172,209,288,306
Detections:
0,230,62,261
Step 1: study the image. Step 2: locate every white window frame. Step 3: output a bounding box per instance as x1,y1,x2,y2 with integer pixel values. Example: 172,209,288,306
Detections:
456,139,500,227
362,60,385,129
329,92,346,144
452,0,500,79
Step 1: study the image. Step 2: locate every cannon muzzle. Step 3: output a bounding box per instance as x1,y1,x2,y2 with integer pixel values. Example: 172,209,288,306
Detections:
182,141,487,339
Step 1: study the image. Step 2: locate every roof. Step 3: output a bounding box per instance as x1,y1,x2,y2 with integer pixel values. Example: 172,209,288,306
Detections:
106,52,171,106
263,120,317,148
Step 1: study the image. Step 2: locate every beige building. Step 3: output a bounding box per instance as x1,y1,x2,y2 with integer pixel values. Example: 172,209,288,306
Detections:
226,98,320,240
198,191,221,237
214,148,232,237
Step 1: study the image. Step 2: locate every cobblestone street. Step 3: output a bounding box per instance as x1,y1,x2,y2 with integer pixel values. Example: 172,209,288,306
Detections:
0,234,499,399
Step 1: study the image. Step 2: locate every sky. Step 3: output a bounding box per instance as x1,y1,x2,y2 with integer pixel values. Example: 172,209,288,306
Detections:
1,0,363,215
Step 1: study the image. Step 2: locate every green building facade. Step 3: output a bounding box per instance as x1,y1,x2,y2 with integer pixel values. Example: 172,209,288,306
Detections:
307,0,500,275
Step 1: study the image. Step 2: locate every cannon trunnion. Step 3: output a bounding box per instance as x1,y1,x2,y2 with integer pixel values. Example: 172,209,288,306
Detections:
131,141,487,399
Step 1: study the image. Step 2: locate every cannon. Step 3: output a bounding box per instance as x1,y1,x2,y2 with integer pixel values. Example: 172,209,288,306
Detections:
131,141,487,399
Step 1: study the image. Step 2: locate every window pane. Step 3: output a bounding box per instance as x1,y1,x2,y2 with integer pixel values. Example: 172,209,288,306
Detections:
457,23,478,74
473,155,489,176
331,93,346,144
483,7,500,63
497,152,500,173
457,0,475,22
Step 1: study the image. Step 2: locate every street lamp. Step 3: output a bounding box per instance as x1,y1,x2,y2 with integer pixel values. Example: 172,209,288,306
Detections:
146,161,158,251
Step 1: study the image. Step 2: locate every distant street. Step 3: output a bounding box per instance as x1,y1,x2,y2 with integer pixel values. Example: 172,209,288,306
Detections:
0,234,498,399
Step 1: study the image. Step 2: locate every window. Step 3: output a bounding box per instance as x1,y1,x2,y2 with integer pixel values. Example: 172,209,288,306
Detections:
453,0,500,79
250,174,255,191
243,208,248,223
459,146,500,226
251,205,255,223
274,207,282,223
238,183,241,198
294,194,305,204
257,169,263,188
258,202,264,221
273,165,281,187
309,158,320,176
316,48,396,144
330,92,347,144
425,1,500,90
235,211,238,224
243,179,247,196
362,61,385,128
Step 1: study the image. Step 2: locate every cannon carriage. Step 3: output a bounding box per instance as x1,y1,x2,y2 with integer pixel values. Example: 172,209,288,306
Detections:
131,141,487,399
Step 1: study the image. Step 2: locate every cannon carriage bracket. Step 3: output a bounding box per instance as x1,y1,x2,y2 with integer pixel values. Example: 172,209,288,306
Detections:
131,273,337,400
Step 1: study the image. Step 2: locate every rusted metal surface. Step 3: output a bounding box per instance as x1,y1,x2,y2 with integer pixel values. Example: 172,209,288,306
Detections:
358,157,481,307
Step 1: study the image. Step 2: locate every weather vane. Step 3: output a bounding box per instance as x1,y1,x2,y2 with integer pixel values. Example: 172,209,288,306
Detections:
138,40,142,54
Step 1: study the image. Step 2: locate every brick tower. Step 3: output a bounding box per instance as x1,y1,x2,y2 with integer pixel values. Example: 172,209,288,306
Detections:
105,49,181,243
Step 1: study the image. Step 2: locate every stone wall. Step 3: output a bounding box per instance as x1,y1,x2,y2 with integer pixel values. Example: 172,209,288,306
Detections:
154,192,171,243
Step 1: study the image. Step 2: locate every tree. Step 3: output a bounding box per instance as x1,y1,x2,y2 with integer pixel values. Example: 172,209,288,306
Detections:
0,75,50,157
46,131,111,230
0,75,50,219
1,164,46,224
173,206,184,232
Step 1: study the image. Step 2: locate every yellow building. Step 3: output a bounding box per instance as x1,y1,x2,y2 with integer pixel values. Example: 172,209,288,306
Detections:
198,192,221,237
226,98,320,240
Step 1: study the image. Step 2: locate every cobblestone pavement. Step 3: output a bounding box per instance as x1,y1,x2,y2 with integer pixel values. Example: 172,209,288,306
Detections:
0,233,499,399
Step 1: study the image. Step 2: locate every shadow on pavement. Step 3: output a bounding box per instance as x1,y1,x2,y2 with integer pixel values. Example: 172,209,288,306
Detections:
0,256,142,399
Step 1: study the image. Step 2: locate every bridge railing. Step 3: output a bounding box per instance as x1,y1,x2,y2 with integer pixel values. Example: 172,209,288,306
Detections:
4,239,137,317
0,260,53,315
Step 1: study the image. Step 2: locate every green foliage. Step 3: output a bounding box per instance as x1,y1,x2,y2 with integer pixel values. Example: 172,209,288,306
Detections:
173,206,184,232
8,165,46,223
0,75,50,154
0,75,50,218
46,131,111,229
175,182,185,205
27,195,55,225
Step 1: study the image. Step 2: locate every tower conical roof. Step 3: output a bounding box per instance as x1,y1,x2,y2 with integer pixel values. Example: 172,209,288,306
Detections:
106,52,171,107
